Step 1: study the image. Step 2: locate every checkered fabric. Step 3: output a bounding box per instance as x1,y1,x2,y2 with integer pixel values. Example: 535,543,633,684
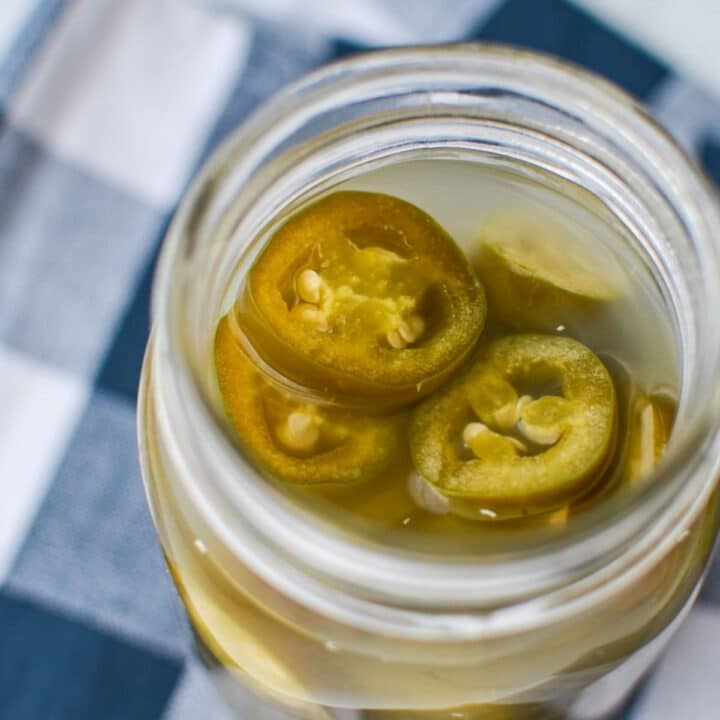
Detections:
2,1,720,718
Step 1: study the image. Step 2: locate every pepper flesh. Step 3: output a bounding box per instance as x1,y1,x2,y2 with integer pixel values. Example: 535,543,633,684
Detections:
410,334,617,512
623,391,675,484
215,317,404,485
241,191,486,402
476,212,617,333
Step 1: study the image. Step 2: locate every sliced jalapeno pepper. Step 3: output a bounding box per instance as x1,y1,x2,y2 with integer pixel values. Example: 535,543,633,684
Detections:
623,391,675,485
476,212,617,332
410,334,617,511
215,317,404,485
240,191,486,401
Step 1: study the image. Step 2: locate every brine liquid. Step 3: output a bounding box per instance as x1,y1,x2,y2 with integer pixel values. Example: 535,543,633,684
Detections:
221,158,678,551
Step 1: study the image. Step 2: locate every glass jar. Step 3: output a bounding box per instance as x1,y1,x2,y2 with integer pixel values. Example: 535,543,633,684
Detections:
138,46,720,719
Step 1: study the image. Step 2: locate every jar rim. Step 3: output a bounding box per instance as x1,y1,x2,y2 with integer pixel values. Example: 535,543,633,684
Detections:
148,44,720,634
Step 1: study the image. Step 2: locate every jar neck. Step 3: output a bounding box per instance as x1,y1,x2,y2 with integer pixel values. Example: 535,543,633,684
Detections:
150,46,720,631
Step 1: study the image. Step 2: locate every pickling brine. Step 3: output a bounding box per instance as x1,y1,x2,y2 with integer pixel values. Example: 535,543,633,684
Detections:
214,160,677,545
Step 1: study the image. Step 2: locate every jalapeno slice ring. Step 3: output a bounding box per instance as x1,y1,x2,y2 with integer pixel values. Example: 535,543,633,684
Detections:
215,318,404,485
623,391,674,485
241,191,486,400
410,334,617,510
476,212,617,333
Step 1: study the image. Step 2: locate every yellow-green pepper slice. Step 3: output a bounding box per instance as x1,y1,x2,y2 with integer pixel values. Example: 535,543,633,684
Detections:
240,191,486,401
623,391,675,485
476,212,617,332
215,317,404,485
410,334,617,511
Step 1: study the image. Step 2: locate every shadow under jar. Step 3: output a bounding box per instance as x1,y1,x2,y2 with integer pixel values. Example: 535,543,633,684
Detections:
138,46,720,720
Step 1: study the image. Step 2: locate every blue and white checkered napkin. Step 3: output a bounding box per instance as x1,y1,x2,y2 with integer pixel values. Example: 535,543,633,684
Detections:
2,1,720,718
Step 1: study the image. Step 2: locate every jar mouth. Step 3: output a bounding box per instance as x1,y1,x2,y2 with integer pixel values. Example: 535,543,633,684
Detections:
150,45,720,630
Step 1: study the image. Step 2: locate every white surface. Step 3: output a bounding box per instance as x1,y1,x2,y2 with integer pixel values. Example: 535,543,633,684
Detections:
575,0,720,100
9,0,251,206
632,604,720,719
0,344,86,582
0,0,38,61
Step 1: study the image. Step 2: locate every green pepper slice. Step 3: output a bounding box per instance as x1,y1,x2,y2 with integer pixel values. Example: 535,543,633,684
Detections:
240,191,486,401
410,334,617,511
623,391,675,485
215,317,404,485
476,212,617,332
